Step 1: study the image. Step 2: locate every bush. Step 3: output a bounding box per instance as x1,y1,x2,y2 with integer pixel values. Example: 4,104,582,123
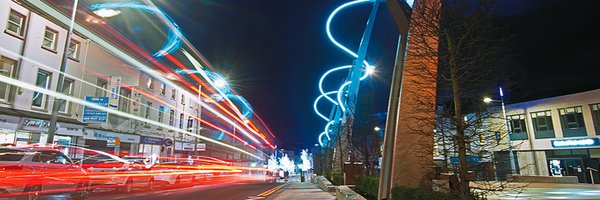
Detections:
355,176,379,199
331,173,344,185
391,186,450,200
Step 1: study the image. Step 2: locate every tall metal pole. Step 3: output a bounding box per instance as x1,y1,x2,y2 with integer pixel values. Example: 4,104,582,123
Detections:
195,85,201,156
47,0,79,145
499,87,516,175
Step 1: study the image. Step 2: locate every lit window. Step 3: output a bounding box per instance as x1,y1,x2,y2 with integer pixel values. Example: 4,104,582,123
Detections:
530,110,555,139
507,114,527,133
0,56,18,102
6,10,26,37
146,77,154,90
160,83,166,96
32,69,52,109
67,40,80,60
42,27,58,50
57,78,74,113
558,106,585,129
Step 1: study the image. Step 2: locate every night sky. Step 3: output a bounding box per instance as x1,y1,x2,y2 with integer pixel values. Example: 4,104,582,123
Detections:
153,0,600,149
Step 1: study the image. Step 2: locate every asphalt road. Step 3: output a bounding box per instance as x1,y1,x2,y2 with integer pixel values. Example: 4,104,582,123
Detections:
35,181,284,200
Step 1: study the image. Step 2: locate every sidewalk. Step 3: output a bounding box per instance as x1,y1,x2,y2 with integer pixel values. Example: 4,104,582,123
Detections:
268,181,336,200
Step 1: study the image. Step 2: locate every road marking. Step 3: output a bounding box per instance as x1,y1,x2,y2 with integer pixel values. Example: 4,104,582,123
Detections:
256,182,289,197
246,197,265,200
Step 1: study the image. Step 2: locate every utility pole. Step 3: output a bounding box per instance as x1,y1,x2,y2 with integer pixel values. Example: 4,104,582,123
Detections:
47,0,79,145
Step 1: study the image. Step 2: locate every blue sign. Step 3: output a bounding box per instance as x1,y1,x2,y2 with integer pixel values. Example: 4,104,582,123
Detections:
82,96,109,123
450,156,481,165
551,138,600,148
141,136,164,145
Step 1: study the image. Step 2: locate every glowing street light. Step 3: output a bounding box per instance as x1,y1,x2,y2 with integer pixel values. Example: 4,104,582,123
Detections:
374,126,381,131
366,66,375,74
213,78,227,88
483,97,493,104
483,87,517,175
93,9,121,18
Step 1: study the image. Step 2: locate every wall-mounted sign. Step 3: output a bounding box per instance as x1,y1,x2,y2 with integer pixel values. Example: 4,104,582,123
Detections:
552,138,600,148
85,129,140,143
108,76,122,109
196,143,206,151
82,96,109,123
140,136,163,145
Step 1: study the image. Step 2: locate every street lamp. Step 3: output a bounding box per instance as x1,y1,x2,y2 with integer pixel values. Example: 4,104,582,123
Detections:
47,0,79,145
483,87,517,175
93,9,121,18
374,126,381,131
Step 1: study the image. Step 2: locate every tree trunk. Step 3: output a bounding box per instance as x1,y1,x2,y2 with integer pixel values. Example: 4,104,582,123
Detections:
450,61,470,199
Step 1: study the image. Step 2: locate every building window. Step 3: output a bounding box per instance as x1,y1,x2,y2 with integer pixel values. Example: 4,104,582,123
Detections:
67,40,80,60
179,113,184,129
32,69,52,109
160,83,166,96
42,27,58,51
6,9,26,37
146,77,154,90
95,78,108,97
181,94,185,105
118,87,131,113
169,110,175,126
558,106,587,137
171,89,176,100
507,114,528,140
0,56,18,102
144,102,152,123
530,110,555,139
57,78,74,113
591,104,600,135
187,117,193,130
158,106,164,123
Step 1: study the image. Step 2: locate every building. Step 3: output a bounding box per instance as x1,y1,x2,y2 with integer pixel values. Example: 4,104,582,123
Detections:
0,0,269,165
495,89,600,183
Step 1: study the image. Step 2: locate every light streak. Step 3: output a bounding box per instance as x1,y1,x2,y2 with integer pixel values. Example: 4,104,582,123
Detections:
41,0,276,148
319,65,351,105
0,76,263,160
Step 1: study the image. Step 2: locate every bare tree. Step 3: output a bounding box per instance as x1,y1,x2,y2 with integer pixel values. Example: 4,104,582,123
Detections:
401,0,516,199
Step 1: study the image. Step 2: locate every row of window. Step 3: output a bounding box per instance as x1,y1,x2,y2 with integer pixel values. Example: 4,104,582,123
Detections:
6,9,80,60
507,105,600,140
143,103,195,130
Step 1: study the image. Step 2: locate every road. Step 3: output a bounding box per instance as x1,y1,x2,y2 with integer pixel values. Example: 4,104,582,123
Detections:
35,181,284,200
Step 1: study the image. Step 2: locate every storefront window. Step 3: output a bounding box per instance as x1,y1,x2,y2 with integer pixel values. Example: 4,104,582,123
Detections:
591,104,600,135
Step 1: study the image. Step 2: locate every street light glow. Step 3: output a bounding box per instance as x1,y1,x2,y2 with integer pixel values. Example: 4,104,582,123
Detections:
374,126,381,131
483,97,493,103
214,78,227,88
93,9,121,18
366,66,375,74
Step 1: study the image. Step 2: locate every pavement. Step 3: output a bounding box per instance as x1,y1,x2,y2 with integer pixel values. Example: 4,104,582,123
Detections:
267,177,335,200
473,182,600,200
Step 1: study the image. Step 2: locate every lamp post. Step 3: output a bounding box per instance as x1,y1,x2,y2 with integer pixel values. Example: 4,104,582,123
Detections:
47,0,79,145
484,87,516,175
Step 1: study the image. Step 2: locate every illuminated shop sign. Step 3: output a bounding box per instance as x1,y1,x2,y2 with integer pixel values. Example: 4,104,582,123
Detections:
551,138,600,148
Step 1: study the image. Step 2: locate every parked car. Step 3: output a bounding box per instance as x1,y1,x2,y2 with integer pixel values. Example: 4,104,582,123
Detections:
79,152,154,192
0,147,90,200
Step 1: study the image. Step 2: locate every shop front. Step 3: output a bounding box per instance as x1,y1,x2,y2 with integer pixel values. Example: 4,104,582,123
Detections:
0,114,19,145
139,136,164,158
545,137,600,184
15,118,85,159
174,141,196,158
84,129,140,157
